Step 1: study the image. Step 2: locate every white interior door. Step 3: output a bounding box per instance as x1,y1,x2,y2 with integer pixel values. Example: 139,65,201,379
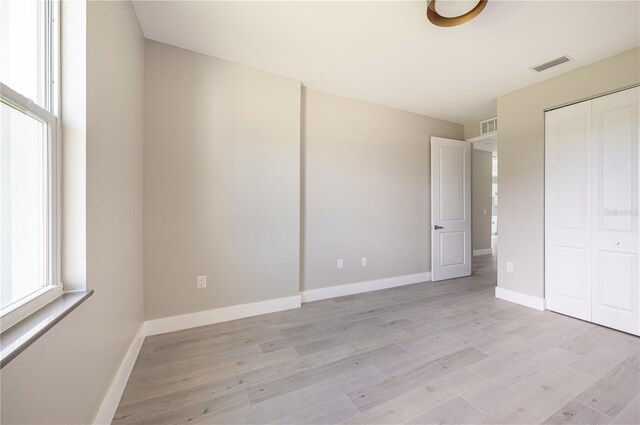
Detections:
591,87,639,335
545,101,592,321
431,137,472,281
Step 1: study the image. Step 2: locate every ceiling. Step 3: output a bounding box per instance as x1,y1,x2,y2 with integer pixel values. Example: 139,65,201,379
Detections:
132,1,639,124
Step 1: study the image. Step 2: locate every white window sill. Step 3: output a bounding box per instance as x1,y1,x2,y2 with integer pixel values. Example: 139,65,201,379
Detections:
0,290,93,368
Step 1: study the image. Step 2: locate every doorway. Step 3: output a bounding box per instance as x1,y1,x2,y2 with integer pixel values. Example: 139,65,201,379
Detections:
491,152,498,253
470,135,497,270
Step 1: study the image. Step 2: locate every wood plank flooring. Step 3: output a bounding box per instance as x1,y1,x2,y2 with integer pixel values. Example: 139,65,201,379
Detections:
113,255,639,424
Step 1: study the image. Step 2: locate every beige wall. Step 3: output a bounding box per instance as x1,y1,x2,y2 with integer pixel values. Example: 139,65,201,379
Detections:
497,47,639,298
1,1,145,424
464,120,482,139
143,41,301,319
302,89,463,290
143,44,464,313
472,149,492,251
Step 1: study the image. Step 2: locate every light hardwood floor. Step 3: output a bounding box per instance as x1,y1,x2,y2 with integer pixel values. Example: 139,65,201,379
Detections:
113,255,639,424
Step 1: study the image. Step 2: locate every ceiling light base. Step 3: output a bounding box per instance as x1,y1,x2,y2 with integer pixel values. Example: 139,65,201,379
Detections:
427,0,488,27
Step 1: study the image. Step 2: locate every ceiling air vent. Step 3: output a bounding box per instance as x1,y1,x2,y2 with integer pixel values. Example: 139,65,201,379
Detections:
532,56,570,72
481,117,497,135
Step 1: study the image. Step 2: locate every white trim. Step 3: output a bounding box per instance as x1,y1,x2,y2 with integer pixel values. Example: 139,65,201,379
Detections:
467,132,497,143
301,272,431,303
495,287,546,311
0,83,56,124
473,248,493,256
145,295,302,336
94,324,146,425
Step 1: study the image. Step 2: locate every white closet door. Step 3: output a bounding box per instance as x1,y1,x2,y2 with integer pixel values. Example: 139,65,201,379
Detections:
591,87,639,335
545,100,592,321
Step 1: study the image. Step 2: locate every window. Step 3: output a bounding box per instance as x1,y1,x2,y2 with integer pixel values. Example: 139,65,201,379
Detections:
0,0,60,329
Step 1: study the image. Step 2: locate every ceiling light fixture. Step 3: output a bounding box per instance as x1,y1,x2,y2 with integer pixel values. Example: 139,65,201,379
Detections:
427,0,488,27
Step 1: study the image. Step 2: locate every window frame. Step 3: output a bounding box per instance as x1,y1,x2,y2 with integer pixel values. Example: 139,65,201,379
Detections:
0,0,62,332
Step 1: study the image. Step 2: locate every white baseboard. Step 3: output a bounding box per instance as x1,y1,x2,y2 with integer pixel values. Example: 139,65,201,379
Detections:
495,287,546,311
473,248,493,256
145,295,302,336
301,272,431,302
94,323,146,425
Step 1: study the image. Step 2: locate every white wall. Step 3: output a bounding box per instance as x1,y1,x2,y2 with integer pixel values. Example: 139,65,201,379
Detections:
143,41,301,320
302,88,463,290
497,47,639,298
472,149,492,252
0,1,145,423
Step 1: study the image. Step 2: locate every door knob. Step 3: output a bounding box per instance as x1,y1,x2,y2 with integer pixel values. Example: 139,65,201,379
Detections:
434,225,444,230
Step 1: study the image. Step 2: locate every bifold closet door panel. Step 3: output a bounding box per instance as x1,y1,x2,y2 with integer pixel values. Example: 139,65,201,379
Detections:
591,87,639,335
545,100,593,321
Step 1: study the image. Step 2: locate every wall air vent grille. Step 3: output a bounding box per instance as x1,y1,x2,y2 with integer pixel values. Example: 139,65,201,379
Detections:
532,56,570,72
480,117,497,135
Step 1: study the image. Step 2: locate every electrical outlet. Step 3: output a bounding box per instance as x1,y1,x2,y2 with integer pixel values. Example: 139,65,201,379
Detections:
361,257,367,267
337,259,344,269
506,262,514,272
197,275,207,288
